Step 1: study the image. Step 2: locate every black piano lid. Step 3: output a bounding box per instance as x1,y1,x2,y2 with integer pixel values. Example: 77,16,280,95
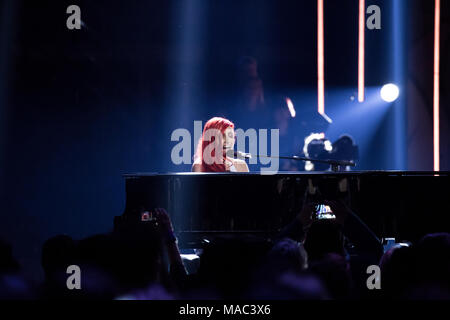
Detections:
122,171,450,178
119,170,450,244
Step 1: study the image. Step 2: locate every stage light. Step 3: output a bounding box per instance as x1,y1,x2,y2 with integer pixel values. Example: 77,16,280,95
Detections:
380,84,399,102
316,0,333,124
303,133,333,171
324,140,333,152
433,0,440,171
317,0,325,114
286,98,296,118
180,254,199,261
358,0,365,102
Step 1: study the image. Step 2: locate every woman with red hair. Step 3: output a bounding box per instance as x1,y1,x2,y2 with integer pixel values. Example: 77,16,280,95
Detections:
192,117,249,172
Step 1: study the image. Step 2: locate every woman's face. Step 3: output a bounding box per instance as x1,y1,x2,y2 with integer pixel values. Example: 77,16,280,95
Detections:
223,127,235,152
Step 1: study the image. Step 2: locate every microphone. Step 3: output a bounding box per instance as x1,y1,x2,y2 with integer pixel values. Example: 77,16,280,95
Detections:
226,149,252,159
234,150,252,159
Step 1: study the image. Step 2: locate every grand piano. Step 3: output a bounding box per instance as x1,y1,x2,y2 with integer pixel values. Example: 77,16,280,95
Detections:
117,171,450,247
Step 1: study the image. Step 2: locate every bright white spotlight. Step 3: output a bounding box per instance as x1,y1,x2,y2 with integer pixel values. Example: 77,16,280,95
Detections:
285,97,296,118
380,83,400,102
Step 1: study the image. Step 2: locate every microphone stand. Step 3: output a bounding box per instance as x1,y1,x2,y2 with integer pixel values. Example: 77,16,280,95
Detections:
235,152,355,172
264,155,355,172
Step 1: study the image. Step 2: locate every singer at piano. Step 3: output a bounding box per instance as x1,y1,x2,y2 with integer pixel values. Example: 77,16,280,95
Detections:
192,117,249,172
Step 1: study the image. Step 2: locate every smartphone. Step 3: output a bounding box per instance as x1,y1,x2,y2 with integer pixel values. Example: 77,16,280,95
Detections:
315,204,336,219
141,210,155,222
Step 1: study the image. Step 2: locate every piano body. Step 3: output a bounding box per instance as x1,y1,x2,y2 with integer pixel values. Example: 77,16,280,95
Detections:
117,171,450,247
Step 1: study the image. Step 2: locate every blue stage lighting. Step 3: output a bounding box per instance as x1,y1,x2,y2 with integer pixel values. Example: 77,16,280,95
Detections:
380,84,400,102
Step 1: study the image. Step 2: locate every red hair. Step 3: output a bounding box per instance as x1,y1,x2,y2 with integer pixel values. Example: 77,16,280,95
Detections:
195,117,234,172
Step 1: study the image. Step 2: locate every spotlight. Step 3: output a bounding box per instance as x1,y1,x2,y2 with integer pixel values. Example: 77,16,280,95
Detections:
285,98,296,118
303,133,332,171
380,83,400,102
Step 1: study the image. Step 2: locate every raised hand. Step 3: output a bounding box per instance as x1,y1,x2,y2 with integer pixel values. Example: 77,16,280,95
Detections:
297,201,316,230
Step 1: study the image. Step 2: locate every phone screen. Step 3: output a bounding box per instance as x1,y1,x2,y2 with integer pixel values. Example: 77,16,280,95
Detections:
315,204,336,219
